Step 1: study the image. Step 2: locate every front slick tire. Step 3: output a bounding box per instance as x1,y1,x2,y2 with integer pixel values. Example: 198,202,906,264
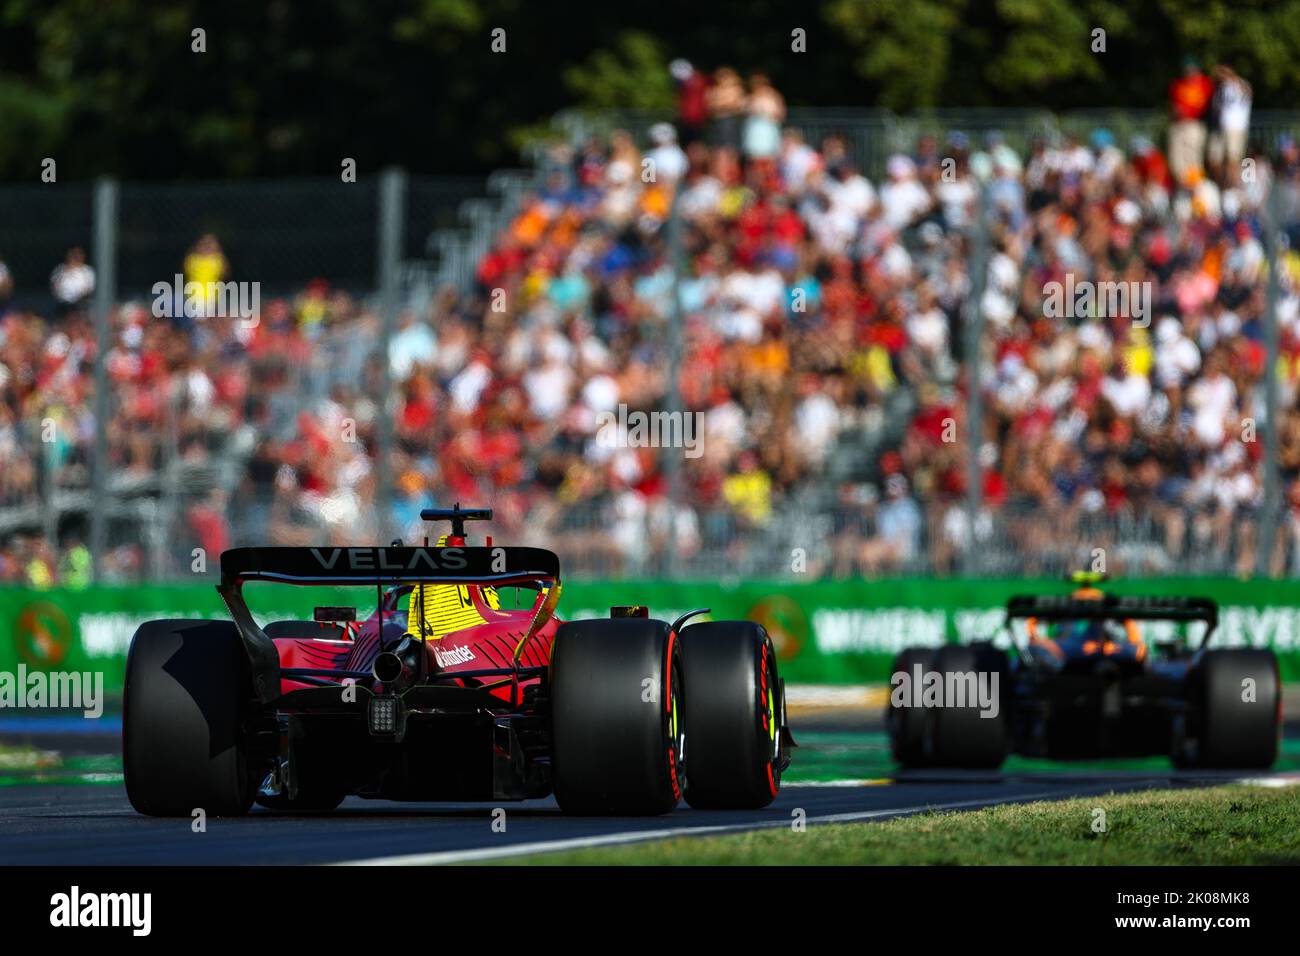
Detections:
123,619,257,817
680,620,785,809
550,618,683,815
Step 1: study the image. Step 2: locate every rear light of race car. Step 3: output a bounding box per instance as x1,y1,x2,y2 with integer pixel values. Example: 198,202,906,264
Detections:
368,695,405,737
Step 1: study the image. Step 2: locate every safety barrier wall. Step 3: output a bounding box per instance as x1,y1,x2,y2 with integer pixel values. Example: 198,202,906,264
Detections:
2,578,1298,690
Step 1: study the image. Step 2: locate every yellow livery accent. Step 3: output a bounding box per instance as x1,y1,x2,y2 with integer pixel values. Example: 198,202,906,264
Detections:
403,535,500,640
405,582,500,640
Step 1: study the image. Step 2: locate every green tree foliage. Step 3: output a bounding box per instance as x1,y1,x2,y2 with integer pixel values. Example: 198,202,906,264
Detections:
0,0,1298,180
825,0,963,110
826,0,1300,109
563,32,674,112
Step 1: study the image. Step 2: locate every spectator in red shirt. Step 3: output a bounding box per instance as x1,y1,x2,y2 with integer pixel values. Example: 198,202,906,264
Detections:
1168,56,1214,183
671,59,710,147
1131,136,1173,194
187,489,231,562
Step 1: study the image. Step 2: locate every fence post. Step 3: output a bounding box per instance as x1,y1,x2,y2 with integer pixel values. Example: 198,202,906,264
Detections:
90,177,118,581
662,179,686,578
961,184,990,575
375,167,407,544
1256,176,1283,575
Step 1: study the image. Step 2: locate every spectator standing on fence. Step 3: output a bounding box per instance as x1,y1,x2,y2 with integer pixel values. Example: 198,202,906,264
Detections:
743,72,785,161
706,67,746,152
1209,64,1252,186
1168,57,1214,183
671,59,710,146
183,233,229,318
49,246,94,316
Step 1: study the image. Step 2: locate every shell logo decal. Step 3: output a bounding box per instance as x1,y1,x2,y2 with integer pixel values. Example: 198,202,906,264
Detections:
747,595,808,662
14,602,73,669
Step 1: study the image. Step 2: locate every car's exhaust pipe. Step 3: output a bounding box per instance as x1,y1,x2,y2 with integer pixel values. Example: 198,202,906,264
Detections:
373,636,424,689
372,652,407,685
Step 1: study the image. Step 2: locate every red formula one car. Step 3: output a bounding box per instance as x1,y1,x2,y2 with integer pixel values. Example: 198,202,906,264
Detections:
123,507,791,816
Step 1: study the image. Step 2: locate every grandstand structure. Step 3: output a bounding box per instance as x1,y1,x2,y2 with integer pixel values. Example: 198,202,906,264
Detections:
3,105,1300,582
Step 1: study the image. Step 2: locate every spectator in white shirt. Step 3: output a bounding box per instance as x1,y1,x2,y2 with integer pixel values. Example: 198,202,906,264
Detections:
50,247,95,313
1186,352,1237,447
879,155,931,231
1209,64,1252,185
646,123,688,184
1153,317,1202,389
779,127,820,193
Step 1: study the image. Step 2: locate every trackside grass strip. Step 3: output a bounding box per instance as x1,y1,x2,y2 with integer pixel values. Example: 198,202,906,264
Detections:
492,785,1300,865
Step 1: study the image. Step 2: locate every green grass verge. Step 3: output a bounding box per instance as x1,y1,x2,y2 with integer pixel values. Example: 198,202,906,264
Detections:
497,784,1300,865
0,744,121,786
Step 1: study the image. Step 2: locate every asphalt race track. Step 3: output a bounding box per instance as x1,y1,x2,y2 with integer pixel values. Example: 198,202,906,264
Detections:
3,710,1296,865
0,772,1271,866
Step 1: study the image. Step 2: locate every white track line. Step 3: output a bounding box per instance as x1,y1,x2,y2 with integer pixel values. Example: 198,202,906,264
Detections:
335,789,1074,866
1234,775,1300,788
339,772,1298,865
784,779,888,787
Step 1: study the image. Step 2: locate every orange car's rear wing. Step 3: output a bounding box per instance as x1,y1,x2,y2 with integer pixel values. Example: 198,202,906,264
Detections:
1004,594,1218,648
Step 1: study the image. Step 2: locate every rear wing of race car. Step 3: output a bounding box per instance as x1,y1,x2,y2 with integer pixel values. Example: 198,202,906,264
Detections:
220,545,560,587
1004,594,1218,649
217,546,561,702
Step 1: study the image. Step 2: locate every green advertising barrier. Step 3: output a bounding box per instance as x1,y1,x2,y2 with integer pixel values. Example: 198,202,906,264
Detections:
1,577,1298,691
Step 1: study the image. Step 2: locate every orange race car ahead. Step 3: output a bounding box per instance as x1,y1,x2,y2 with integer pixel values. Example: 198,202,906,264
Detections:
887,573,1280,770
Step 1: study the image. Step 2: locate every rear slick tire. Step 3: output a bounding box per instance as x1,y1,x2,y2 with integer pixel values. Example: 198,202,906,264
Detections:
887,647,937,767
1184,649,1280,768
927,643,1008,769
123,619,257,817
679,620,785,809
550,618,683,815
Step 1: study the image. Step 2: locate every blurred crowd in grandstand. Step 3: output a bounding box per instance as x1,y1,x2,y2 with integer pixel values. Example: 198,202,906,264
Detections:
5,57,1300,583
